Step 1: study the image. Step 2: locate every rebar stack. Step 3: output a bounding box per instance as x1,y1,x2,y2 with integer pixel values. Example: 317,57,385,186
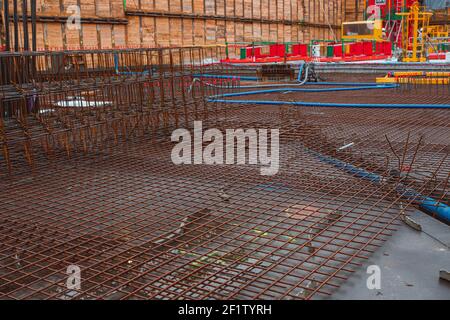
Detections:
0,49,449,300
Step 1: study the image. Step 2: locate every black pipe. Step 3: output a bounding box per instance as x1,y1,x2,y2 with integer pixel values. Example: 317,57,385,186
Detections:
3,0,10,50
13,0,19,51
31,0,36,51
22,0,29,50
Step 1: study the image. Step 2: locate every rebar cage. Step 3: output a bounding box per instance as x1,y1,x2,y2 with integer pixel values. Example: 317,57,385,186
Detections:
0,47,448,300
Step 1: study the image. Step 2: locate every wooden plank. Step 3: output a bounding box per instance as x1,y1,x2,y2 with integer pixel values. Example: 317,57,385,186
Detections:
98,24,112,48
205,0,215,15
113,24,126,48
170,0,182,12
142,17,156,47
235,0,243,17
182,0,193,13
170,18,183,46
205,19,216,44
193,19,204,45
182,19,194,46
80,0,96,17
127,16,141,48
216,0,225,16
46,23,63,50
252,22,261,42
244,0,252,18
64,24,81,49
243,22,252,42
261,0,269,19
216,20,226,43
81,24,98,49
96,0,111,17
193,0,204,15
155,17,170,46
155,0,169,11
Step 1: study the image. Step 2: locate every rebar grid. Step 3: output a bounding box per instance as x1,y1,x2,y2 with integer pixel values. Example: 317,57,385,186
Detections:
0,50,449,300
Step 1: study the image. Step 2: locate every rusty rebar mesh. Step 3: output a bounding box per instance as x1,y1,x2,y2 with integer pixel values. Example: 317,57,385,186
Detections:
0,49,449,300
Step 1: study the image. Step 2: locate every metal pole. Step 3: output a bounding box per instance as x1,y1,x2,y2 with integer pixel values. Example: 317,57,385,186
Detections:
22,0,29,50
3,0,11,50
31,0,36,51
13,0,19,51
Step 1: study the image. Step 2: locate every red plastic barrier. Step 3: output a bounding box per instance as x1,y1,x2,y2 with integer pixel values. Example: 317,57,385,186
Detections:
429,53,446,60
292,44,308,56
363,42,373,56
333,45,343,57
375,42,383,54
383,42,392,56
246,47,262,58
269,44,286,57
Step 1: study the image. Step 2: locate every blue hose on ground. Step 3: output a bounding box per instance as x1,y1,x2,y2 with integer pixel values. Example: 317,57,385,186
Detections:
309,149,450,223
193,74,259,81
210,98,450,109
207,83,450,109
209,84,398,99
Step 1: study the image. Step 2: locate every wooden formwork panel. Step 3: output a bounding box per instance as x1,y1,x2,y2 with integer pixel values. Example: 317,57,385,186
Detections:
269,23,277,41
252,23,261,42
111,0,125,18
60,0,78,13
170,0,182,12
205,19,216,44
261,0,269,19
79,0,96,17
82,24,98,48
155,0,169,12
216,0,225,16
182,0,193,13
216,20,226,43
64,26,81,49
182,19,194,46
235,0,243,17
225,0,235,16
171,18,183,46
155,17,170,46
244,0,252,18
96,0,111,17
2,0,355,52
269,1,276,20
98,25,112,48
235,22,244,42
142,17,155,48
127,16,141,47
193,0,204,15
261,23,269,41
113,25,127,48
243,22,252,42
277,0,283,20
205,0,215,15
46,23,64,49
225,22,235,43
125,0,138,10
193,19,204,45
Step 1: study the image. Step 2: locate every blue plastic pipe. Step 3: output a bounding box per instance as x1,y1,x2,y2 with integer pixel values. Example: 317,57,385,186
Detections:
210,98,450,109
193,74,259,81
308,149,450,223
209,84,398,99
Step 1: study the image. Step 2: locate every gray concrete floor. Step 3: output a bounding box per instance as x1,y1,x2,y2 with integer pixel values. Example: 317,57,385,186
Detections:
330,210,450,300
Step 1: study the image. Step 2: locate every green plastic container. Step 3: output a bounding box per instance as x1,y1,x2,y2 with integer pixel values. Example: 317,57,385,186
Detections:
240,48,247,59
327,45,334,57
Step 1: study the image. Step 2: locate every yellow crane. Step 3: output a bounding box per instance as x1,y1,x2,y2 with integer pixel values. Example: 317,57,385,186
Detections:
398,2,433,62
